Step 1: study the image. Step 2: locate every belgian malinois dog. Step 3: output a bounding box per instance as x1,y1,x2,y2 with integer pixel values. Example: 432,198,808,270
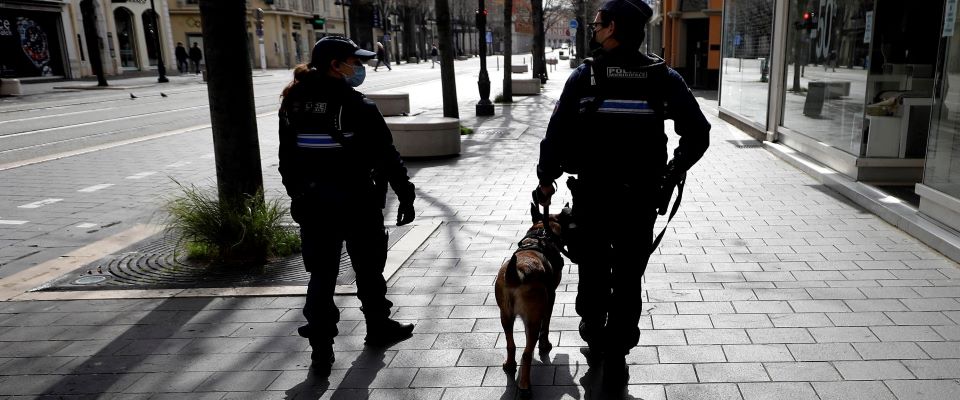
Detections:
495,203,569,398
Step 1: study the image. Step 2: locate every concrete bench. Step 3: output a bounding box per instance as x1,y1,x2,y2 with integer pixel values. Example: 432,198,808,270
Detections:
0,78,22,96
407,57,419,64
512,78,541,95
386,116,461,157
511,65,528,73
546,58,558,65
366,92,410,116
456,55,469,61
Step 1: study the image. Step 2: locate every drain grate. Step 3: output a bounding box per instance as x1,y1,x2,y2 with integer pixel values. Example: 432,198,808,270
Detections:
36,226,412,291
727,139,764,148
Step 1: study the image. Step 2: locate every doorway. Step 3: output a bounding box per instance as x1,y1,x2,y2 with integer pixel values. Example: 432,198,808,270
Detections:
114,7,138,69
685,18,709,89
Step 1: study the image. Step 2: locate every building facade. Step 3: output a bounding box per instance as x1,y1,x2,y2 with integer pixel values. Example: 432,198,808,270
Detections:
662,0,722,88
719,0,960,254
1,0,176,80
167,0,317,70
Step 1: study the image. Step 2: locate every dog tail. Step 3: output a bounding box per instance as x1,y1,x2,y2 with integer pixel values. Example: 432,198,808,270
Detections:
507,254,543,284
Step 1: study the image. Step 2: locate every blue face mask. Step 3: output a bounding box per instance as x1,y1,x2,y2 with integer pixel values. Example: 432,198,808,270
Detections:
344,64,366,87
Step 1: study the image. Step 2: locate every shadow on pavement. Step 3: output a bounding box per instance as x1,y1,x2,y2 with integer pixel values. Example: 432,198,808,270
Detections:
327,346,388,399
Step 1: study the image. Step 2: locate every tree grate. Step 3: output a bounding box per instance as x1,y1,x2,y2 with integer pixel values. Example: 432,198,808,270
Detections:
34,226,412,291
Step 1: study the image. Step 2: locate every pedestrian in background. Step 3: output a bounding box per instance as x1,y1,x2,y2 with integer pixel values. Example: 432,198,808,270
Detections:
175,42,188,74
535,0,710,389
430,44,439,68
278,36,416,375
374,41,391,71
189,43,203,75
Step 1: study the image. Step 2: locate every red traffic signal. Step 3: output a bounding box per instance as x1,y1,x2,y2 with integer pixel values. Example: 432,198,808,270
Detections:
803,12,810,20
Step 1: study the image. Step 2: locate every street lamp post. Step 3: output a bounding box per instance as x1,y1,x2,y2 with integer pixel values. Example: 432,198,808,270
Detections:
148,0,168,82
334,0,351,36
475,0,493,116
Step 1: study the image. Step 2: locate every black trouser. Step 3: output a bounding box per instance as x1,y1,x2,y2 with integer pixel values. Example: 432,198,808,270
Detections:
572,180,657,355
191,60,201,74
176,59,188,74
298,206,391,344
374,59,391,70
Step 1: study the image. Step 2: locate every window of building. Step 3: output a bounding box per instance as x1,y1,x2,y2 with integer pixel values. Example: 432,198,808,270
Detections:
719,0,774,127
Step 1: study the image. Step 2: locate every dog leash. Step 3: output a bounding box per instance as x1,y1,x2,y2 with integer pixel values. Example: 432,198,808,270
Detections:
650,177,685,254
531,188,576,261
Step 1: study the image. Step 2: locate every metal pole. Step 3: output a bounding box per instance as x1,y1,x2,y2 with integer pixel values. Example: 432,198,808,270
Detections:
256,8,266,71
476,0,493,116
149,0,169,83
342,1,349,36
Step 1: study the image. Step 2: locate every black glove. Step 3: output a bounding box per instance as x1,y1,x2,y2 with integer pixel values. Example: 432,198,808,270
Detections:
658,161,686,215
397,202,415,226
533,181,556,206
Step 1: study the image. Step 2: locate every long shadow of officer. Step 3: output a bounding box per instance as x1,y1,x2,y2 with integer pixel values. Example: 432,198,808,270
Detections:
535,0,710,390
279,36,417,375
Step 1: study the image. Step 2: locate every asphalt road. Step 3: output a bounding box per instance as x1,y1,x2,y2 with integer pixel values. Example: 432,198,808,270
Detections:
0,54,535,167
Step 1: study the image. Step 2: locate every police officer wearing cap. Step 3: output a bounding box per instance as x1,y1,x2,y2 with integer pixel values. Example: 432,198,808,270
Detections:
279,36,416,374
535,0,710,387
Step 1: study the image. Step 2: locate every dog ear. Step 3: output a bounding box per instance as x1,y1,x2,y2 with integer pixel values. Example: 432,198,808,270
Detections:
530,202,542,224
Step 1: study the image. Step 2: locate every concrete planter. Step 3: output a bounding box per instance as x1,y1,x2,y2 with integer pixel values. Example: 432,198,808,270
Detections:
1,78,23,96
366,92,410,116
511,65,528,73
386,116,461,157
511,78,541,95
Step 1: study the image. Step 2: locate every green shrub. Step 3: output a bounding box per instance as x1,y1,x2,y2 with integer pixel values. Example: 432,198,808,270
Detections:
460,125,474,135
494,92,504,103
162,181,300,266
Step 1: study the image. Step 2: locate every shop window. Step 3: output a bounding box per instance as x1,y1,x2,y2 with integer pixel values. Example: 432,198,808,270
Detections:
924,1,960,197
142,10,161,67
719,0,774,127
114,7,138,69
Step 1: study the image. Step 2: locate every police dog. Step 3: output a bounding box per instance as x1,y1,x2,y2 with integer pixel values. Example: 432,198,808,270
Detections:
495,203,569,397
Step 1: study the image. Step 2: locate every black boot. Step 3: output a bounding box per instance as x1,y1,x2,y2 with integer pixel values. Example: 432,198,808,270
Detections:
579,320,605,365
364,318,414,346
308,338,335,375
601,353,628,389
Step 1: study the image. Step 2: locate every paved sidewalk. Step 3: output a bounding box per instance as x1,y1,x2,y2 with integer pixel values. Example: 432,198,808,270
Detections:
1,70,959,400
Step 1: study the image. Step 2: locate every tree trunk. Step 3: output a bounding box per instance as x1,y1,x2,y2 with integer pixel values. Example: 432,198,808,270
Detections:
435,0,459,118
198,0,264,205
502,0,513,102
79,0,108,86
532,0,547,82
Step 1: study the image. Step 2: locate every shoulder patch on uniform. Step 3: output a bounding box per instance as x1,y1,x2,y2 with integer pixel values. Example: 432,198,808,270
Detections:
607,67,647,79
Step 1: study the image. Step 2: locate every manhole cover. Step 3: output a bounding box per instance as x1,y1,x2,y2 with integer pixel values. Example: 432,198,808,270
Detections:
36,225,412,291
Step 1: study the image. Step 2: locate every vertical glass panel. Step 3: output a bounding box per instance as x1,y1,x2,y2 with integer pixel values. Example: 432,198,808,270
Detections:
719,0,774,126
142,10,160,67
925,2,960,197
114,8,137,69
781,0,871,155
863,0,941,159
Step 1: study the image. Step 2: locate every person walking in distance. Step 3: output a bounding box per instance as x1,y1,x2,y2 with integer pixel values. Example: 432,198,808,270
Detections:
189,42,203,75
430,44,439,68
374,41,392,71
175,42,189,74
278,36,416,375
535,0,710,389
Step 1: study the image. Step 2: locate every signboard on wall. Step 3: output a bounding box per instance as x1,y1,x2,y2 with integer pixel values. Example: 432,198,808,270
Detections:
0,9,65,78
945,0,957,37
863,11,873,43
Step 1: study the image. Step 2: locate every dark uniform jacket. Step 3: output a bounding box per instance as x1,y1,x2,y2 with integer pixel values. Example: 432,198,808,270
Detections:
537,47,710,192
278,75,413,221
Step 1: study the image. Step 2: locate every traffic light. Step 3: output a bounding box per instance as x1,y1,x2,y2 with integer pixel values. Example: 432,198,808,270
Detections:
311,15,325,29
802,11,816,30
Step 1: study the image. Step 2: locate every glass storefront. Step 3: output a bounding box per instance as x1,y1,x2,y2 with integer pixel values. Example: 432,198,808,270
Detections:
781,0,871,156
719,0,774,126
0,8,66,78
925,1,960,198
115,7,138,69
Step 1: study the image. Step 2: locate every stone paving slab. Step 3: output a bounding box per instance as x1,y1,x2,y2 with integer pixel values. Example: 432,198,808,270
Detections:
0,67,958,399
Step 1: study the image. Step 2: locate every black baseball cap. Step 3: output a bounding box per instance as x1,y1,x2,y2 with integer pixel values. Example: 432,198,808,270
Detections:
600,0,654,24
310,36,376,67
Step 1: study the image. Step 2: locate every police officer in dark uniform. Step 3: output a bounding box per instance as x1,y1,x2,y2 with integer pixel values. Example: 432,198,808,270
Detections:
535,0,710,387
278,36,416,374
